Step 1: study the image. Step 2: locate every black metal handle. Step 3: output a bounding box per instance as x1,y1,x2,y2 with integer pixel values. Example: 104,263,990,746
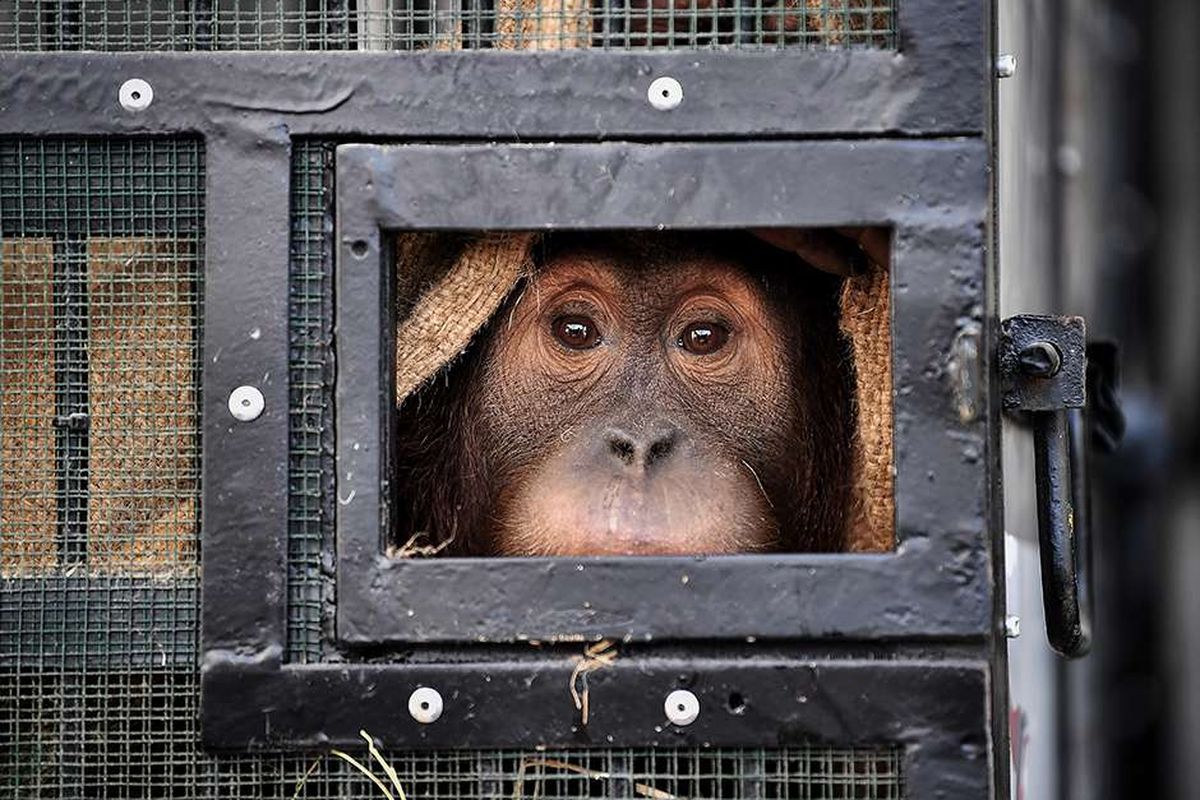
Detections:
1030,408,1093,658
1001,315,1096,659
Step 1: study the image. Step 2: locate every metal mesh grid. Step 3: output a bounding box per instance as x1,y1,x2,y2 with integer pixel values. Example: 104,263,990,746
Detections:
290,746,906,798
0,136,904,796
287,139,336,664
0,690,905,800
0,0,896,51
0,137,203,577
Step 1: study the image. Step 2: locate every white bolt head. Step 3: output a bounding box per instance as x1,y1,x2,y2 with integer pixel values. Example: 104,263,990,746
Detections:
995,54,1017,79
408,687,444,724
119,78,154,112
647,76,683,111
227,385,265,422
1004,615,1022,638
664,689,700,726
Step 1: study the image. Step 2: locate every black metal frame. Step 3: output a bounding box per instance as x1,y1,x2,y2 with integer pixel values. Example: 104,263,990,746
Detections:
334,140,991,645
0,0,1006,794
204,654,992,794
0,0,984,138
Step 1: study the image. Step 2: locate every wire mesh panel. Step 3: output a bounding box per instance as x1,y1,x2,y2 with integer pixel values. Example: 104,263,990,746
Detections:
285,746,906,798
1,688,904,800
287,140,335,665
0,136,209,795
0,0,896,51
0,237,56,571
0,137,906,796
0,137,203,576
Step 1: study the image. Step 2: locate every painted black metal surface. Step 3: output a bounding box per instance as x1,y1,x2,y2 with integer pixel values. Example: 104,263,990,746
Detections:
0,0,1007,789
1033,409,1091,657
334,140,992,645
204,655,991,796
1000,314,1086,412
216,136,1001,764
1001,314,1092,658
0,0,984,140
200,126,293,662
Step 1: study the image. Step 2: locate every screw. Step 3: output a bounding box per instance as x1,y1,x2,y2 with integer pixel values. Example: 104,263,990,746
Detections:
1005,615,1021,638
408,687,444,724
1018,342,1061,378
227,385,265,422
996,54,1017,79
664,689,700,726
119,78,154,112
647,76,684,111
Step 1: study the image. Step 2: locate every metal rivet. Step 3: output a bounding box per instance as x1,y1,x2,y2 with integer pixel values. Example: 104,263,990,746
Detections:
119,78,154,112
664,689,700,726
647,76,683,111
408,687,444,724
1005,615,1022,638
227,385,264,422
995,54,1017,79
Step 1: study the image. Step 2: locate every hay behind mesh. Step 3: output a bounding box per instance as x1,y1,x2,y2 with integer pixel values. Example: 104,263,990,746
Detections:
0,239,58,574
496,0,591,49
0,237,199,576
87,238,198,572
476,0,891,50
801,0,894,47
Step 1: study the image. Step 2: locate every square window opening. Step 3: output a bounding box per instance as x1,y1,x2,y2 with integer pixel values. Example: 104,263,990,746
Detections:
381,227,895,561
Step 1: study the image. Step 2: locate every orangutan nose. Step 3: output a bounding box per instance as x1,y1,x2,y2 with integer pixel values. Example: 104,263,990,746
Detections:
604,425,679,472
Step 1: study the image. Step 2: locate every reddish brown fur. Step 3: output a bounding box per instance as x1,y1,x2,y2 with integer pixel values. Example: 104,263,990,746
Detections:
393,232,854,556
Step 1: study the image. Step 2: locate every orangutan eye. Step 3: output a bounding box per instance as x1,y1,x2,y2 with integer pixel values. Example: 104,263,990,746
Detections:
678,321,730,356
551,314,602,350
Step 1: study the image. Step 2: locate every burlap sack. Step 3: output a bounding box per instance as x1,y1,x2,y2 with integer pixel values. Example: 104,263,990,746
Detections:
394,233,538,403
840,258,894,551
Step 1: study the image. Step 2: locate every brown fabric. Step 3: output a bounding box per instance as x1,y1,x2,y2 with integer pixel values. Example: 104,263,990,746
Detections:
87,238,199,572
394,233,537,405
839,257,894,551
801,0,894,46
496,0,591,49
0,239,58,574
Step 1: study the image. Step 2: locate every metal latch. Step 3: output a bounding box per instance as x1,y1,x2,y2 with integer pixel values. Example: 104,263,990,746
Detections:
1001,315,1092,658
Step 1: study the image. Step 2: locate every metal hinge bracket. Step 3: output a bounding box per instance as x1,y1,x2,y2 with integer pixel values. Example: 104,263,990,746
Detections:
1000,314,1086,412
